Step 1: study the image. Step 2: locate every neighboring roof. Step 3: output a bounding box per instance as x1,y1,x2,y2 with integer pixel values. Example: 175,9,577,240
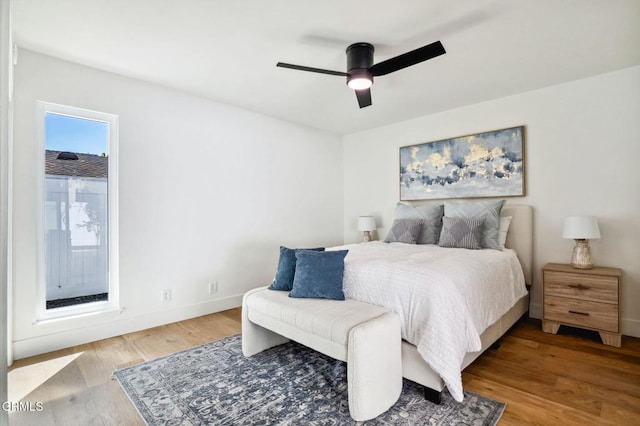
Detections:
45,150,108,178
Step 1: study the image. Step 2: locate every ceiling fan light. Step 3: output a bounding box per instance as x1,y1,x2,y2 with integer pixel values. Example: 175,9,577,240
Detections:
347,75,373,90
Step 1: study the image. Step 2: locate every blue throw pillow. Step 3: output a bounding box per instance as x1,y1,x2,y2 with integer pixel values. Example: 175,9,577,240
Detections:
289,250,349,300
268,246,324,291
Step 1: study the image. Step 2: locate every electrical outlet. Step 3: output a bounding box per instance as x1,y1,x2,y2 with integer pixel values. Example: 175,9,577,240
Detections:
161,289,172,302
208,281,218,294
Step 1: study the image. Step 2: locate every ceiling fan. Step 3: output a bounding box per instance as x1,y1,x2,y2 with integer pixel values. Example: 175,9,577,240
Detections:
276,40,446,108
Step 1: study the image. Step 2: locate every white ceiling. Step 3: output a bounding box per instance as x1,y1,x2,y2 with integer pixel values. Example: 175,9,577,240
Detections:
11,0,640,135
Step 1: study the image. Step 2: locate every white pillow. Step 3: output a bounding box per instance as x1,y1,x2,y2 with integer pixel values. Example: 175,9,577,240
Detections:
499,216,513,250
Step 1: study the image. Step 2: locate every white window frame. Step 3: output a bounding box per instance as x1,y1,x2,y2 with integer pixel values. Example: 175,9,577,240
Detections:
35,101,119,322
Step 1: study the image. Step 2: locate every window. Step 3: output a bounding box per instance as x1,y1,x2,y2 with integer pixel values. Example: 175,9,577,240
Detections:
36,102,118,321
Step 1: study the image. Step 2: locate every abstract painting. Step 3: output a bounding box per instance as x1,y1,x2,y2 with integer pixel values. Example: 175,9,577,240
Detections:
400,126,525,201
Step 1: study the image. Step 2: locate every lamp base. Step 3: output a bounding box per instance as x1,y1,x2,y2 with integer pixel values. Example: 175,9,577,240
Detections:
362,231,371,243
571,239,593,269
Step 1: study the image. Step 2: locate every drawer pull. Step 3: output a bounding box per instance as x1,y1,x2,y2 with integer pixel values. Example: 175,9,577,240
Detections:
569,310,589,316
569,283,590,290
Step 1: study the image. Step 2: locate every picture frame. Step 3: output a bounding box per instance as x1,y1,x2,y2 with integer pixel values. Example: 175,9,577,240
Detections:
399,126,525,201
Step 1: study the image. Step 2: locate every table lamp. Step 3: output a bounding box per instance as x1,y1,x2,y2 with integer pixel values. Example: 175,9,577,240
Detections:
562,216,600,269
358,216,376,242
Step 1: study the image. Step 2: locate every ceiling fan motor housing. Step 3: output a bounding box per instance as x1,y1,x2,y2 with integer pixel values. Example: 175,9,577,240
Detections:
346,42,374,87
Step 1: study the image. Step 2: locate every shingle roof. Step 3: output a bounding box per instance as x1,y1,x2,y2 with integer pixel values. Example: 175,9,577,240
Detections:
45,150,108,178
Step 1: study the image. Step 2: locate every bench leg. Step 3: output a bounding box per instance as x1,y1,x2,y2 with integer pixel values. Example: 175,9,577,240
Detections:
347,312,402,421
242,290,289,357
424,387,442,404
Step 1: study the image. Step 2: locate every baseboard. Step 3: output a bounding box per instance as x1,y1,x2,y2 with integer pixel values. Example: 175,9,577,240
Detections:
528,301,640,338
622,318,640,338
528,302,542,319
14,296,638,360
13,294,244,360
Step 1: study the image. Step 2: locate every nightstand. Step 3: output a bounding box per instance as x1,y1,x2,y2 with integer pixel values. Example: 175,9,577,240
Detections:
542,263,622,347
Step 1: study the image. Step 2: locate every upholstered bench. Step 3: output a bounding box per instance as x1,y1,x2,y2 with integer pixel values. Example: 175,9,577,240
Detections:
242,286,402,421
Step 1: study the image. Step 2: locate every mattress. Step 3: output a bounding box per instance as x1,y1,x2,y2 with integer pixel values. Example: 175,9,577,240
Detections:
328,242,528,401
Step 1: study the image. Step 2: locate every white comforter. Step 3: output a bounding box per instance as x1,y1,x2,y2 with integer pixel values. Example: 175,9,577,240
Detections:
329,242,527,402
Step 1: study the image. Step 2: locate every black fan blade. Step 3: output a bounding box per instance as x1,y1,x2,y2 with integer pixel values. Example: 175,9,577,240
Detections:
276,62,347,76
369,41,446,77
355,89,372,108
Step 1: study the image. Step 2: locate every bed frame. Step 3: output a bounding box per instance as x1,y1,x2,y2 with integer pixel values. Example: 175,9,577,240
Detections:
403,204,533,402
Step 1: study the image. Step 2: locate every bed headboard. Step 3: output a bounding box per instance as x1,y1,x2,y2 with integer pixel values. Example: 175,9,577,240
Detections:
502,204,533,286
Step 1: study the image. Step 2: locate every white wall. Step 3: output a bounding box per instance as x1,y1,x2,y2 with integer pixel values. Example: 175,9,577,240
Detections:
343,66,640,337
1,0,12,422
12,49,344,358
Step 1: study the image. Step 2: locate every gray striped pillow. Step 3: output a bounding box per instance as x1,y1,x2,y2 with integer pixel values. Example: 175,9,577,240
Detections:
384,219,423,244
394,203,444,244
438,217,485,249
444,200,505,250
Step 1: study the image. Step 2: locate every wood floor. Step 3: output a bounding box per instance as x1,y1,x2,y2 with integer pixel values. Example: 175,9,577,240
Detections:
8,309,640,425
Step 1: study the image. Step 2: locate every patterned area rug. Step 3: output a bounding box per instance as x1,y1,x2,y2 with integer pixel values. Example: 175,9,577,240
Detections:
114,335,505,425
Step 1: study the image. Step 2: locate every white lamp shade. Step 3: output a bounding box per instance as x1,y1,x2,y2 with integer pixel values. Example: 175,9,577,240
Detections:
562,216,601,239
357,216,376,232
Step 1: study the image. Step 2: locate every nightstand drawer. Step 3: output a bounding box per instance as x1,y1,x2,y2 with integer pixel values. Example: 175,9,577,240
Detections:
544,271,618,303
544,295,618,332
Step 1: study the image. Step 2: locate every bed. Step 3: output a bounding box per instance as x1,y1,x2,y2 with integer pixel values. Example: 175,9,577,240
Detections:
330,204,532,402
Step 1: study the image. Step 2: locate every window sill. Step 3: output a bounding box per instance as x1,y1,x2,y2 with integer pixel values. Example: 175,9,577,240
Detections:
34,303,123,326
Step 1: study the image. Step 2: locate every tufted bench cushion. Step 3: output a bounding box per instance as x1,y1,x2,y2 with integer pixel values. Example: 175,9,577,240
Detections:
242,286,402,421
244,286,390,361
